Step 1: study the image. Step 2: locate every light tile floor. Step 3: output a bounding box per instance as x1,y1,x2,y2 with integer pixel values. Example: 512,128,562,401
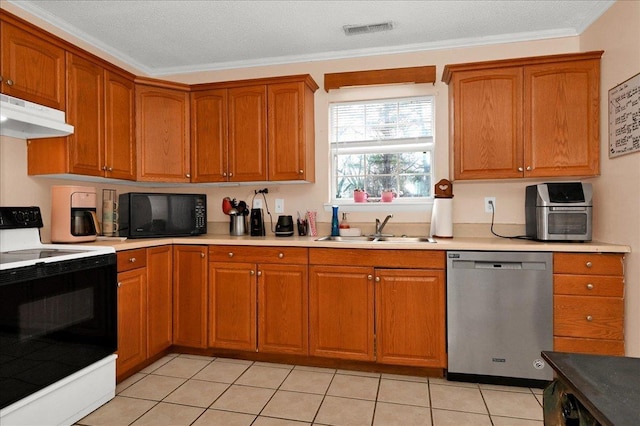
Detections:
77,353,544,426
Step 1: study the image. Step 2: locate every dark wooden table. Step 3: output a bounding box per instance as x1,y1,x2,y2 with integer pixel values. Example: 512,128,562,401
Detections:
541,351,640,426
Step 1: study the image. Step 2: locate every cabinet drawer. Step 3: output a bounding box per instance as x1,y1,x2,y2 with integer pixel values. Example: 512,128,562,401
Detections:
117,248,147,272
309,248,445,269
553,253,623,275
209,245,308,264
553,337,624,356
554,295,623,340
554,274,624,297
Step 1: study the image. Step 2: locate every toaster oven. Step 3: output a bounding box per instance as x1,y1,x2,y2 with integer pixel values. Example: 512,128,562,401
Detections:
525,182,592,242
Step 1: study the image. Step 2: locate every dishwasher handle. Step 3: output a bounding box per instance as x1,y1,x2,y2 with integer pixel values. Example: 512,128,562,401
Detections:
451,260,548,271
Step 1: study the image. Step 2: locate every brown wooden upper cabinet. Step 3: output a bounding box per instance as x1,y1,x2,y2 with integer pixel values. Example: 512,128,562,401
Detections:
136,82,191,182
191,75,318,183
27,53,136,180
0,20,66,110
442,51,603,180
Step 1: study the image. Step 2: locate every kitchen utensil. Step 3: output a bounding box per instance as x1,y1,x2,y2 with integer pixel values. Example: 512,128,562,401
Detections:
222,197,233,215
230,212,246,235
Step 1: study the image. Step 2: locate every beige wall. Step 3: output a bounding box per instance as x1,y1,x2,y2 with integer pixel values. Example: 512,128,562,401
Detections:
1,1,638,355
580,0,640,357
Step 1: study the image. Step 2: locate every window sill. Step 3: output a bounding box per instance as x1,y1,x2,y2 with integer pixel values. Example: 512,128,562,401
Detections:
323,200,433,213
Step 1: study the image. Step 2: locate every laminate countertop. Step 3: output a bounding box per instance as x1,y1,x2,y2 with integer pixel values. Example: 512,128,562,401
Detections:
86,234,631,253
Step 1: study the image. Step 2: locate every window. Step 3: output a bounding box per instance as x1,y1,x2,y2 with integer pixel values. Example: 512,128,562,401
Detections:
330,96,434,202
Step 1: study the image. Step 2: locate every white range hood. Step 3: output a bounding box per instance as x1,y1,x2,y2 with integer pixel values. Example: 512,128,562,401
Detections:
0,93,74,139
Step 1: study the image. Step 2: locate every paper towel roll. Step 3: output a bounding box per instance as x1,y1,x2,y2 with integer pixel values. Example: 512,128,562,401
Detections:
430,198,453,238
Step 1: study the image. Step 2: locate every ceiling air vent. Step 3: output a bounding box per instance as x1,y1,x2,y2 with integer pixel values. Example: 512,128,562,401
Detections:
343,21,394,36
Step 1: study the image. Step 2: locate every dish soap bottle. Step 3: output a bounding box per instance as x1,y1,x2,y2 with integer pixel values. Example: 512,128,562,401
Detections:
331,205,340,236
339,212,350,229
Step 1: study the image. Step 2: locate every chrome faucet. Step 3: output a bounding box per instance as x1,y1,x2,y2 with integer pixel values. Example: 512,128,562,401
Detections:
374,214,393,236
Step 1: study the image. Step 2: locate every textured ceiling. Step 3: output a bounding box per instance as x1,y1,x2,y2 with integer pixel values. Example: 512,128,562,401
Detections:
7,0,615,76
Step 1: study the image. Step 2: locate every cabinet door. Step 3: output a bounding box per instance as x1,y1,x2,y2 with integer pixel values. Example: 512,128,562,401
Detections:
190,89,228,182
268,82,309,181
116,267,147,378
524,59,600,177
258,263,308,355
105,70,135,180
173,245,207,348
147,245,173,357
208,262,257,350
228,85,267,181
375,269,446,367
0,22,65,110
309,265,374,361
136,85,191,182
450,67,523,180
67,53,105,177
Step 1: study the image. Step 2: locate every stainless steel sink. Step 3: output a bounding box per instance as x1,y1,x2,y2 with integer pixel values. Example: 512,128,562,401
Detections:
315,235,436,243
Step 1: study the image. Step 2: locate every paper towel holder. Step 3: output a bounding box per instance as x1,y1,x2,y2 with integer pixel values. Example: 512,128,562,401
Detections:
430,179,454,238
434,179,453,199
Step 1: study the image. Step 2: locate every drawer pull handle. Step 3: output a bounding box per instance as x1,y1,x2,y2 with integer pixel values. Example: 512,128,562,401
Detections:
375,276,380,282
585,261,593,268
278,253,284,259
228,252,234,258
250,270,255,276
586,315,593,322
129,257,136,263
257,271,262,277
367,274,373,280
586,283,594,290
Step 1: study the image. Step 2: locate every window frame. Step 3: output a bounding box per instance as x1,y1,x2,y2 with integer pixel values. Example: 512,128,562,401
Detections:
325,85,437,212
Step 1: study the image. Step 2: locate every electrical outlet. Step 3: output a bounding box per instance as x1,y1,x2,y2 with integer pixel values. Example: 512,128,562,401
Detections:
275,198,284,214
484,197,496,213
253,198,263,209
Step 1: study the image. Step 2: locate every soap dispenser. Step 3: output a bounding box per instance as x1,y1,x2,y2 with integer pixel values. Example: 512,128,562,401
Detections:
339,212,350,229
331,205,340,236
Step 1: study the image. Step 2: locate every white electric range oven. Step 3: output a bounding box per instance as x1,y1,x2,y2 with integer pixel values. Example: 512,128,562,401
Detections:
0,206,117,426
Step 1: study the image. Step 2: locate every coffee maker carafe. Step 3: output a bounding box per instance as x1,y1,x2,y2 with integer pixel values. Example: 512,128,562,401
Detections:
51,185,100,243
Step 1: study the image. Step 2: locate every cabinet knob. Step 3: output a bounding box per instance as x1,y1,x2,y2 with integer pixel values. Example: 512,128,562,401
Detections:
298,170,304,175
586,315,593,322
117,281,121,288
278,253,284,259
186,173,191,178
367,274,373,280
229,172,233,177
250,270,255,276
223,172,227,177
107,167,113,172
102,166,107,171
6,79,14,86
586,283,594,290
526,166,532,171
129,257,136,263
585,261,593,268
518,167,524,172
375,276,380,282
257,270,262,277
228,252,234,258
200,252,205,258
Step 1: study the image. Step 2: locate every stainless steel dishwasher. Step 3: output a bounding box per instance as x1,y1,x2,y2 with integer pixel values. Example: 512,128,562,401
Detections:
447,251,553,385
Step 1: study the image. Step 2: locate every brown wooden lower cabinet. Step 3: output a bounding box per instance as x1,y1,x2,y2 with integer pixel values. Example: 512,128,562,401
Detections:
376,268,446,368
208,246,309,355
553,252,625,356
173,245,208,348
146,245,173,357
116,249,147,378
309,265,375,361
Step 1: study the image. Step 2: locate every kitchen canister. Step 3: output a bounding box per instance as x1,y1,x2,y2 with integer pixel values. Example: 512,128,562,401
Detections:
429,179,454,238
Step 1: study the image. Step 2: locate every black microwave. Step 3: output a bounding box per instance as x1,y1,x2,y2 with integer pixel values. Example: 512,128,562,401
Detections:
118,193,207,238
